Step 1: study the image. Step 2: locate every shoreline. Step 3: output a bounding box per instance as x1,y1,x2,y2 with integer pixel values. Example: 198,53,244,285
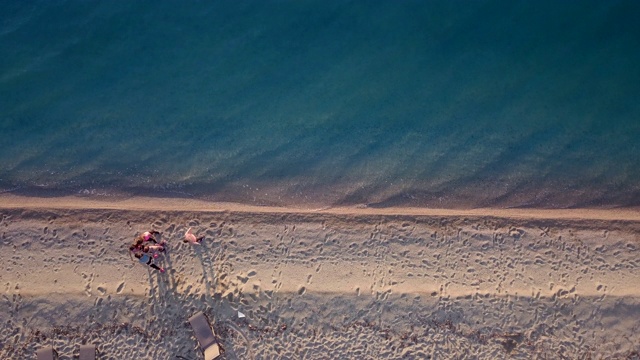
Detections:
2,194,640,222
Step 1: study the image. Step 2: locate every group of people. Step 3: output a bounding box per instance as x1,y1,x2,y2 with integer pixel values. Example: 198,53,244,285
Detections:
128,227,205,273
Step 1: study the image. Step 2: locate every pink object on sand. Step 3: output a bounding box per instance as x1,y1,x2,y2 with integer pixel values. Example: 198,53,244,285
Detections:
185,227,198,243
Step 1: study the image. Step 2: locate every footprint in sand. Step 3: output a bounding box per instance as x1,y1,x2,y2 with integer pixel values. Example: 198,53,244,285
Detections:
116,281,125,294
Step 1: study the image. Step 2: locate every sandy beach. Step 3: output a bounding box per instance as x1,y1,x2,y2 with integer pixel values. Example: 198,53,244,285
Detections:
0,194,639,359
3,1,640,359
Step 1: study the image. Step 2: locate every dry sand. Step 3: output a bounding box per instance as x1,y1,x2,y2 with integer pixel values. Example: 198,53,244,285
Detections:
0,195,639,359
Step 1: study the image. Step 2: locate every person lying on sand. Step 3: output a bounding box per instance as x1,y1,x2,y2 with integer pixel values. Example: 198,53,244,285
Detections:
184,227,204,245
130,239,163,255
135,230,161,244
130,230,165,254
134,252,165,273
143,244,165,258
129,242,165,260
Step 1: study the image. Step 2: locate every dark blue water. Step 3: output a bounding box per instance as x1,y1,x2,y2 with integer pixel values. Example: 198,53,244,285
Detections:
1,0,639,208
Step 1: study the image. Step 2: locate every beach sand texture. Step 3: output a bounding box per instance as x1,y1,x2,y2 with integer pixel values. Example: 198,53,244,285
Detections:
0,196,639,359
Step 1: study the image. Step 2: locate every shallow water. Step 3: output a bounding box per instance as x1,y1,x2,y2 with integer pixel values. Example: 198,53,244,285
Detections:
1,0,639,208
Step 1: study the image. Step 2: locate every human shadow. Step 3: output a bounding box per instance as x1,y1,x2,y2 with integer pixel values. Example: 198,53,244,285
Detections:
141,230,243,359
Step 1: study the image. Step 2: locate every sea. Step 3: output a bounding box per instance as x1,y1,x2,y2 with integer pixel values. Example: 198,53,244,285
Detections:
1,0,639,208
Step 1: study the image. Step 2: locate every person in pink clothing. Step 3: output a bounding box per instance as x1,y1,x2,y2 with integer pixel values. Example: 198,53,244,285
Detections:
135,230,161,244
130,230,165,258
183,227,204,245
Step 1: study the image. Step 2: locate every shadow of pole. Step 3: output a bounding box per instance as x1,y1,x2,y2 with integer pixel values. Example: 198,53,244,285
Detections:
193,241,220,302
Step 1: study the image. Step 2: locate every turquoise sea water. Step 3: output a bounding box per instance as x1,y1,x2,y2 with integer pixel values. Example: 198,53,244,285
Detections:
1,1,639,208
